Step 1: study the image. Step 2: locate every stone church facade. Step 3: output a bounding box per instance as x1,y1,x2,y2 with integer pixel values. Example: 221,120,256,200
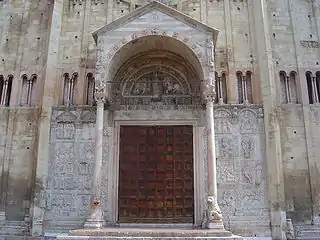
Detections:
0,0,319,239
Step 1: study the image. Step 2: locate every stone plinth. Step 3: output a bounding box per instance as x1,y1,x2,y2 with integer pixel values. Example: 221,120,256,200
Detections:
59,227,238,239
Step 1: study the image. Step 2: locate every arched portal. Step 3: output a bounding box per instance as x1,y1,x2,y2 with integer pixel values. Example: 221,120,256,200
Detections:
105,35,208,226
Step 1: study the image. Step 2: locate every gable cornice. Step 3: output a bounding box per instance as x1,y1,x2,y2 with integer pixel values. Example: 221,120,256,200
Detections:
92,1,219,44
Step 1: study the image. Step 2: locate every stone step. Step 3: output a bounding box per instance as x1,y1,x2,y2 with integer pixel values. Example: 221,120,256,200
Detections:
295,224,320,240
0,225,29,236
0,235,273,240
68,227,234,238
57,237,242,240
52,228,273,240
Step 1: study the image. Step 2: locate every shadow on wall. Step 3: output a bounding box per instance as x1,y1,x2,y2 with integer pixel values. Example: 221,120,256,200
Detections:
285,171,313,224
0,171,33,221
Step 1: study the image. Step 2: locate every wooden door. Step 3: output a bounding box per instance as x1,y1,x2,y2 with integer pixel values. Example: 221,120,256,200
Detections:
118,125,194,223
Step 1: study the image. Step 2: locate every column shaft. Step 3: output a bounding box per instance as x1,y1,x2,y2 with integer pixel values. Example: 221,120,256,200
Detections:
92,100,104,200
84,99,105,228
203,84,224,230
206,101,217,198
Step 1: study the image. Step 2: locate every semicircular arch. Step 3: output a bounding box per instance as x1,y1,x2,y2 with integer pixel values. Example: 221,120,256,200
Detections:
103,33,211,86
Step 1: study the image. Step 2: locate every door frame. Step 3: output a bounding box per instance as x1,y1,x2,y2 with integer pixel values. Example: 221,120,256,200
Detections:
110,120,204,226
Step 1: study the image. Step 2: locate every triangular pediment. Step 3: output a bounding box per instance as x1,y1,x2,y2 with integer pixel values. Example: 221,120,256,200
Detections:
92,1,219,43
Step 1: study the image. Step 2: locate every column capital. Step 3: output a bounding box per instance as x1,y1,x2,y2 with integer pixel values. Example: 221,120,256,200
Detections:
94,92,106,104
203,84,216,104
94,79,107,104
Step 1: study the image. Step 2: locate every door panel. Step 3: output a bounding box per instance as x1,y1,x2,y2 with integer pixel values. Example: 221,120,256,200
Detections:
118,125,194,223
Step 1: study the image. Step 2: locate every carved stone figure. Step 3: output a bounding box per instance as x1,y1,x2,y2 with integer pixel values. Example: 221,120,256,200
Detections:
206,196,222,223
94,76,106,102
221,169,235,183
255,166,263,185
286,219,295,240
133,82,147,95
163,79,182,94
219,137,236,158
242,168,253,184
241,138,255,158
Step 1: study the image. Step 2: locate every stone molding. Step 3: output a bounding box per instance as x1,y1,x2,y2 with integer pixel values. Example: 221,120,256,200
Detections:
50,105,264,124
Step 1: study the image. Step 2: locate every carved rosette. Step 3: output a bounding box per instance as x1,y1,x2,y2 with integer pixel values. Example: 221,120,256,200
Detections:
203,84,216,104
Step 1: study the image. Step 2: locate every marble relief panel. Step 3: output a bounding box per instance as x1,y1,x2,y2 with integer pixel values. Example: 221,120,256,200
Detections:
214,106,269,221
45,108,105,224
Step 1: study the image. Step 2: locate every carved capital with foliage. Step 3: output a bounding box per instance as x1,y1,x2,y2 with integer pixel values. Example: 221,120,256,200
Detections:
203,84,216,104
94,79,106,103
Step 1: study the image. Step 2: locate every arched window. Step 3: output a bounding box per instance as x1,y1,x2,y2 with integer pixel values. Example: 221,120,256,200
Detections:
316,71,320,102
62,73,77,106
245,71,253,104
280,71,298,104
221,73,228,104
236,71,243,104
21,74,37,106
0,75,4,104
237,71,253,104
215,72,227,104
289,71,298,103
86,73,95,105
306,71,317,104
279,71,288,103
0,75,13,106
214,72,219,104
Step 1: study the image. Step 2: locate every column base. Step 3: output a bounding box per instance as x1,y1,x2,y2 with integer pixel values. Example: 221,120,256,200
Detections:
84,220,105,228
84,206,105,229
312,215,320,225
207,221,225,229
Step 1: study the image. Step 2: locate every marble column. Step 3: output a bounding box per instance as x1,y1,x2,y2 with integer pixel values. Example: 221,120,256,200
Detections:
84,94,106,228
203,83,225,230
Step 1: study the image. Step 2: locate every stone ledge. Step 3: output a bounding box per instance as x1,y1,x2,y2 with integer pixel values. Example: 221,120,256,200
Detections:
0,236,273,240
69,228,233,238
58,237,242,240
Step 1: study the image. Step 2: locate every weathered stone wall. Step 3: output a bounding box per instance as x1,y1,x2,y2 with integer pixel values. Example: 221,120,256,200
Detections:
0,0,51,106
0,0,51,234
215,106,270,237
279,105,313,224
0,108,39,234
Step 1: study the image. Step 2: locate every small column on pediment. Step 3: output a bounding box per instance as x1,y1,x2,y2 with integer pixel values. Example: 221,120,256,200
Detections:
202,81,225,230
84,80,106,228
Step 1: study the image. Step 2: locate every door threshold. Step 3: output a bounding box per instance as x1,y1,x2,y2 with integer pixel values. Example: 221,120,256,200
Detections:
119,223,194,228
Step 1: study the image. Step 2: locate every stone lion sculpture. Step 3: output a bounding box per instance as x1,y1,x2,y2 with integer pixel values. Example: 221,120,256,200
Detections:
207,196,222,223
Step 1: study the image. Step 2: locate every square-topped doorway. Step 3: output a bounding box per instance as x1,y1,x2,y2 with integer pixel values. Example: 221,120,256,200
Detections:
118,125,194,223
